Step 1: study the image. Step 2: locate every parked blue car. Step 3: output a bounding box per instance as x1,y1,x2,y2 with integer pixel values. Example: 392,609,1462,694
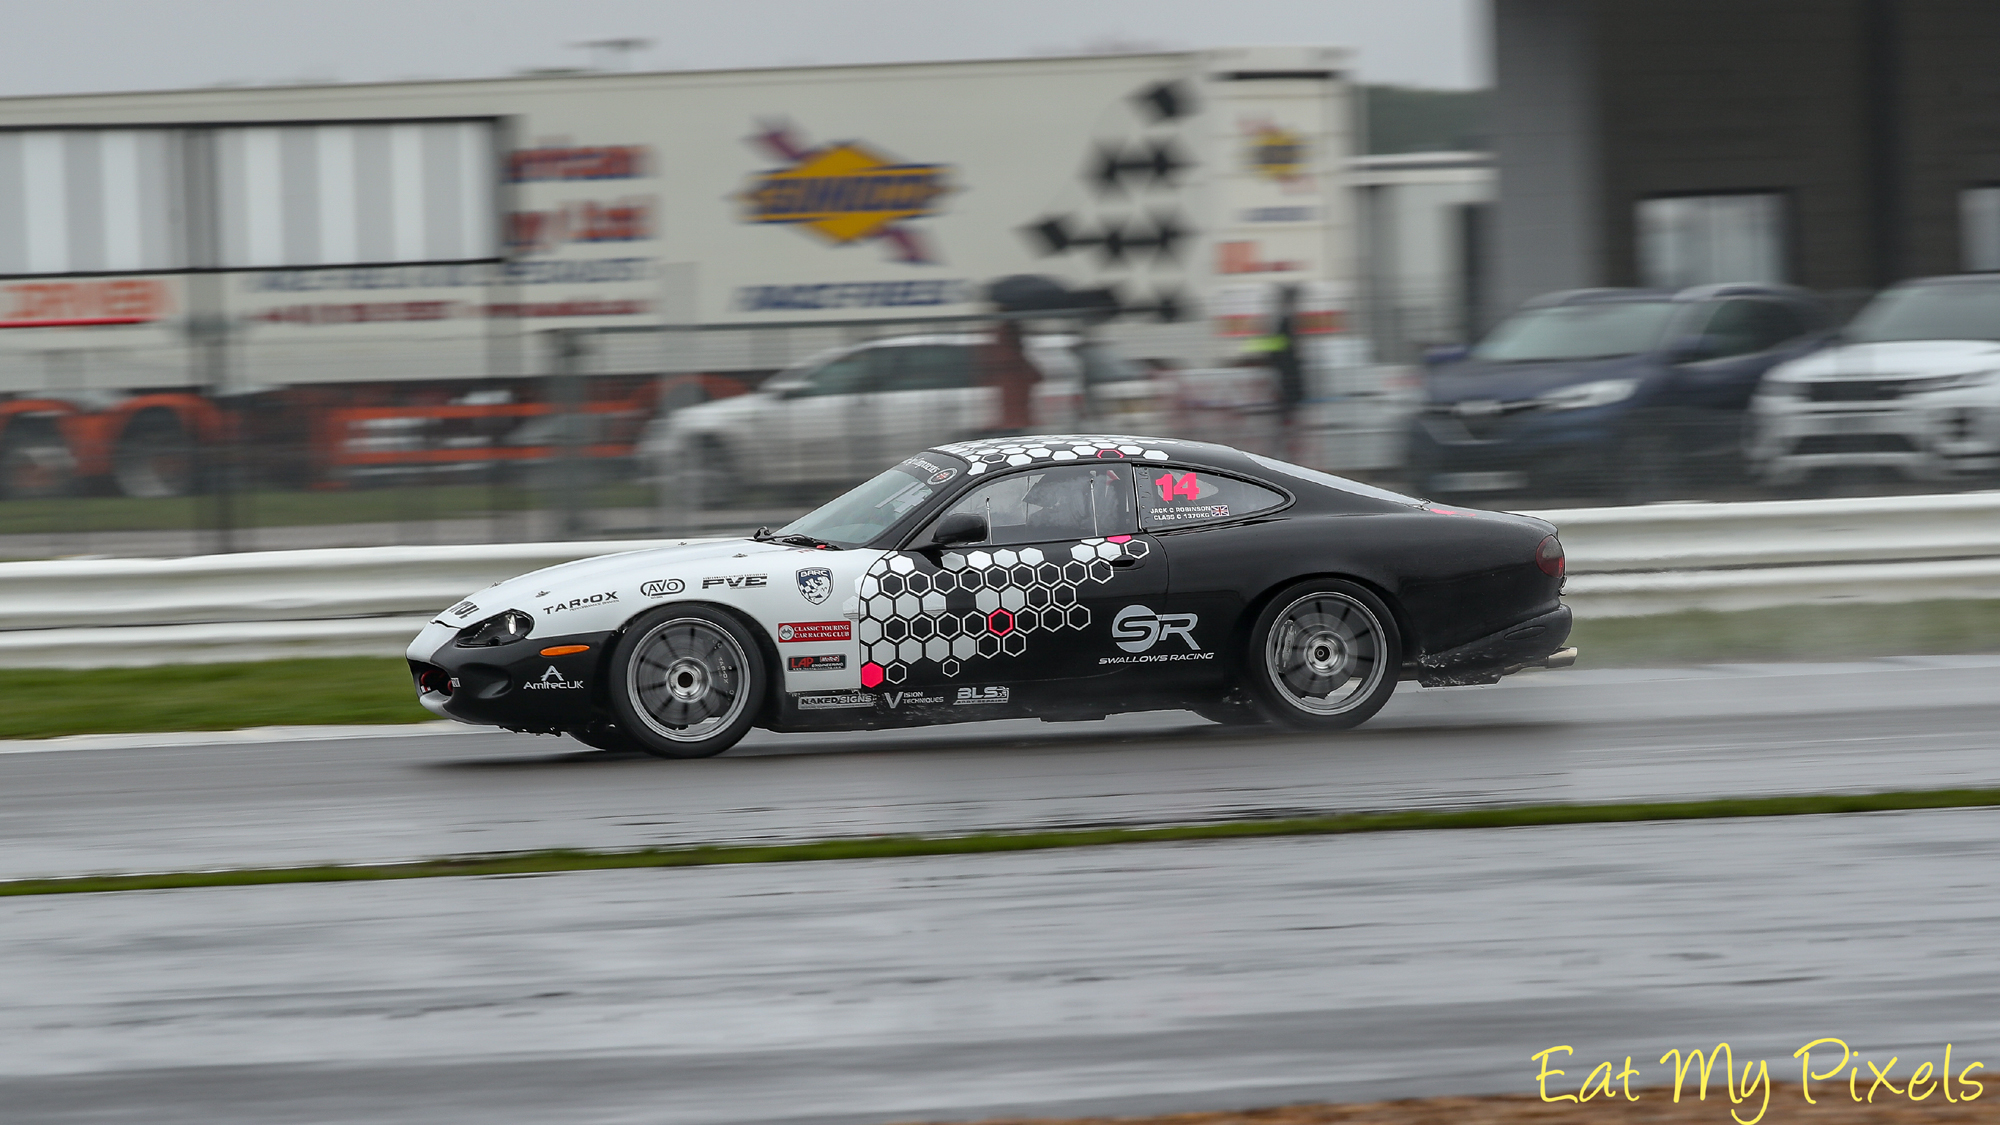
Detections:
1406,285,1832,502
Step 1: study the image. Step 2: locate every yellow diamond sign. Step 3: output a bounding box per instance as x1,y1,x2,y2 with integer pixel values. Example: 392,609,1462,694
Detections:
742,135,952,261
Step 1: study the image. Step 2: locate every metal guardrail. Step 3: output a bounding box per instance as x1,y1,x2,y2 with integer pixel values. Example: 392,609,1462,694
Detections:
4,492,2000,666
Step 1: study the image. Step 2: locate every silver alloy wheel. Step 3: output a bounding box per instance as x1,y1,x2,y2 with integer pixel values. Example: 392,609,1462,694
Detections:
627,616,750,742
1263,591,1388,715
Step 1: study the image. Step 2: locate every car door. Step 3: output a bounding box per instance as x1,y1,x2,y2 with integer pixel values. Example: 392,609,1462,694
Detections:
1138,464,1294,688
875,342,994,454
1669,297,1814,456
763,347,894,485
853,462,1165,707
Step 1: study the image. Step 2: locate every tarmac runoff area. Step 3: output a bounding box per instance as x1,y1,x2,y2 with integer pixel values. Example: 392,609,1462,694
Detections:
2,811,1998,1125
4,658,2000,1123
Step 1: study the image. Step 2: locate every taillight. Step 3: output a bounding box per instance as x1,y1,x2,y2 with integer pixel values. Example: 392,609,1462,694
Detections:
1535,535,1565,578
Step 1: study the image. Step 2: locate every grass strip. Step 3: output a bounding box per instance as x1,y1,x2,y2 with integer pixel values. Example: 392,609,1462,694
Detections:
0,657,427,739
1568,597,2000,666
9,787,2000,898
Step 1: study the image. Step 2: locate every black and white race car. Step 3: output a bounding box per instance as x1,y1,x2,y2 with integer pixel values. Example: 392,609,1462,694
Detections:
408,435,1576,758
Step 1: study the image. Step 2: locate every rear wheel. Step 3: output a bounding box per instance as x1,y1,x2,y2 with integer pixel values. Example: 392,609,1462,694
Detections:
1244,580,1401,731
113,409,198,498
606,606,764,758
0,417,77,500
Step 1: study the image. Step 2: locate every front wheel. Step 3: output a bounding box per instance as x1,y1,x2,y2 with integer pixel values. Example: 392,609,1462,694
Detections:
1244,580,1402,731
606,606,765,758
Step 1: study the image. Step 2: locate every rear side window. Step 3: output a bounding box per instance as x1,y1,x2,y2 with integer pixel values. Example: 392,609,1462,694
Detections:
886,345,977,391
1138,468,1286,529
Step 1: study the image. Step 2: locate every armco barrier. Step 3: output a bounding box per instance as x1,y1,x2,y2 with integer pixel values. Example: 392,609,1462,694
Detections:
3,492,1999,666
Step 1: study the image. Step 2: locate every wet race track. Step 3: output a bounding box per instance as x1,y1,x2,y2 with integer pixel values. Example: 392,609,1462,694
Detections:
5,659,2000,1124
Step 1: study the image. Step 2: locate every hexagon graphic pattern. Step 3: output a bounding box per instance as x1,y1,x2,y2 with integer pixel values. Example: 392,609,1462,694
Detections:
932,435,1179,477
856,534,1141,680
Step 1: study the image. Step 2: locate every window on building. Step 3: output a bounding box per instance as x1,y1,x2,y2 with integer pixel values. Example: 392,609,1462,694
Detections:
1960,188,2000,272
1636,194,1787,289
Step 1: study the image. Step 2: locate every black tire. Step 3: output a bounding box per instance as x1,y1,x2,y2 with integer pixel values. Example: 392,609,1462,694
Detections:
606,605,764,758
112,409,198,498
1243,580,1402,731
0,417,78,500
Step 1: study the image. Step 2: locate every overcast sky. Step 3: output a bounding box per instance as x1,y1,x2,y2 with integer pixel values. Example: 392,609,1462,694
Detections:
0,0,1484,99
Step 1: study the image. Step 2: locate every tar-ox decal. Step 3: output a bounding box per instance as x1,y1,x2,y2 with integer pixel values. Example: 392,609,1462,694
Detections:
1111,605,1200,653
796,566,833,605
543,592,618,614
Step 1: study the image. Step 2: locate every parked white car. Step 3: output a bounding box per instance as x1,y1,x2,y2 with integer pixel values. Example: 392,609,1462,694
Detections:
641,334,1171,505
1751,275,2000,484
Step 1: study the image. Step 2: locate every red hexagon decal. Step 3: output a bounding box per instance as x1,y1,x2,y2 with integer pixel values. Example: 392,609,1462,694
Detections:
986,608,1015,636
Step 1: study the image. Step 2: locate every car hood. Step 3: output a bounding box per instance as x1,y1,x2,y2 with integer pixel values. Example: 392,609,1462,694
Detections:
1767,339,2000,382
1425,353,1656,404
434,538,805,625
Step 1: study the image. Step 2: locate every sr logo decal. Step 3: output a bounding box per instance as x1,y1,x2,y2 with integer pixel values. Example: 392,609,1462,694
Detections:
796,566,833,605
640,578,685,598
1111,604,1200,653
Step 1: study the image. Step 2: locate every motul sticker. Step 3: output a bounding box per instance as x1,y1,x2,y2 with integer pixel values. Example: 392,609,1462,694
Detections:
777,621,851,643
787,653,846,672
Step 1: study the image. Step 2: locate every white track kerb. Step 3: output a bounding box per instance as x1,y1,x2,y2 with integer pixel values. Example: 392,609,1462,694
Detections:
4,493,1999,667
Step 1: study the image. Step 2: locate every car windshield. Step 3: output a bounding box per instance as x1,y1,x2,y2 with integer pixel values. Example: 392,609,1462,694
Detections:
1244,453,1426,507
1471,301,1678,362
1844,282,2000,343
774,453,964,548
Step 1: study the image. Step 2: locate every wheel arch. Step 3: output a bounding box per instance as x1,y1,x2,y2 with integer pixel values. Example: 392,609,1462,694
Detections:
596,598,785,726
1236,570,1419,669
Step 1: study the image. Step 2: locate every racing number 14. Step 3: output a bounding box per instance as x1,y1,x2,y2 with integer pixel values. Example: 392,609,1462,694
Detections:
1155,472,1199,501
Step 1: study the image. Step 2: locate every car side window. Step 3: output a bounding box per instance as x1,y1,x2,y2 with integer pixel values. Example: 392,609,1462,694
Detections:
925,465,1138,545
797,351,884,397
1138,468,1286,529
1700,299,1807,358
885,345,976,392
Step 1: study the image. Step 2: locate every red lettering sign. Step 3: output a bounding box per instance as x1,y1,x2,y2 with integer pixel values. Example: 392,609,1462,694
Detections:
777,621,851,643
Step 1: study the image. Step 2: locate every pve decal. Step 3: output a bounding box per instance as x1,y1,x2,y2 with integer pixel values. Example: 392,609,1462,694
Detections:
524,666,585,690
703,574,767,589
739,120,953,264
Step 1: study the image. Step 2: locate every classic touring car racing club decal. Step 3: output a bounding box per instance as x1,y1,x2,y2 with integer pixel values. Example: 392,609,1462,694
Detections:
778,621,852,643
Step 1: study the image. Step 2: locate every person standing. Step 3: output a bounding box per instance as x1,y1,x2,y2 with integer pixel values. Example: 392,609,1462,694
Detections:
983,319,1041,435
1268,285,1306,459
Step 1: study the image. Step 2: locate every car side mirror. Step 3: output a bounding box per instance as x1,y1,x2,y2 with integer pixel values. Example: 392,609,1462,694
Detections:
927,512,988,547
1423,344,1469,366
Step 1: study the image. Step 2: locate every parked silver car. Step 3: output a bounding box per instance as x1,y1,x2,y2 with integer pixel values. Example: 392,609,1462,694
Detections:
640,334,1164,505
1752,276,2000,484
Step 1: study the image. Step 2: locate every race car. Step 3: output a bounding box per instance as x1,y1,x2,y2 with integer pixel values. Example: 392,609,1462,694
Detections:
407,435,1577,758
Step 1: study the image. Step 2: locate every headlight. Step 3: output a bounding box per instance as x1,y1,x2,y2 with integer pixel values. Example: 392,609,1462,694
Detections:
1906,370,1998,394
455,609,534,648
1537,379,1639,410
